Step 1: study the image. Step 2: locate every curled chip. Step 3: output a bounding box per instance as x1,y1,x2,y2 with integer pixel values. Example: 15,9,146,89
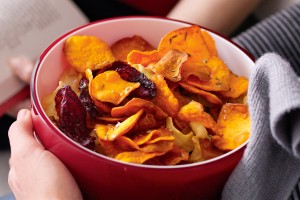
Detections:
111,35,155,62
90,70,140,105
179,82,223,105
96,109,144,141
64,35,115,73
212,103,250,151
178,101,217,133
149,49,188,82
218,73,249,99
185,56,231,91
111,98,168,120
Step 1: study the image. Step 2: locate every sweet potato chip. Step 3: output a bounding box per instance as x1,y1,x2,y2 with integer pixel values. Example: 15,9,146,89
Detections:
140,140,174,153
111,35,155,62
178,101,217,132
133,128,174,146
111,98,168,120
149,49,188,82
179,82,223,105
90,71,140,105
218,73,249,99
95,109,144,141
131,113,161,133
150,74,179,117
181,62,211,82
114,151,166,164
212,103,250,151
127,50,159,67
158,25,211,63
158,145,189,165
201,30,217,57
64,35,115,73
116,136,140,151
185,56,231,91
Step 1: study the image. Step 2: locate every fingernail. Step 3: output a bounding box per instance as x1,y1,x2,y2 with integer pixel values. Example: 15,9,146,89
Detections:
17,109,28,120
8,57,23,70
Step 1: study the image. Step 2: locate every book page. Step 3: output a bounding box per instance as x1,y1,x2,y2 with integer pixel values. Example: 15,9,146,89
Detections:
0,0,88,106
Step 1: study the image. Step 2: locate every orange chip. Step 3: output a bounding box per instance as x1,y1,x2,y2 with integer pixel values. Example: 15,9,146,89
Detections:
127,49,159,67
140,140,174,153
98,116,126,123
179,82,223,105
201,30,218,57
95,109,144,141
131,113,161,133
178,101,217,132
150,74,179,117
149,49,188,82
212,103,250,151
158,145,189,165
116,136,140,151
133,128,174,146
181,61,211,82
111,98,168,120
98,140,124,157
64,35,115,73
90,71,140,105
111,35,155,62
185,56,231,91
218,73,249,99
158,25,211,63
114,150,166,164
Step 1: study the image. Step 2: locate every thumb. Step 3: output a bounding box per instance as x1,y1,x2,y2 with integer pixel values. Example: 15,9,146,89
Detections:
8,55,34,84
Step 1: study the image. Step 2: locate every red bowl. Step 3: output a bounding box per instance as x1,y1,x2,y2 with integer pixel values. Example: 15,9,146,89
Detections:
31,16,254,200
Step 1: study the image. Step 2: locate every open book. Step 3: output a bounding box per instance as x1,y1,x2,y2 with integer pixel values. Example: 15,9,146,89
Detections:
0,0,88,116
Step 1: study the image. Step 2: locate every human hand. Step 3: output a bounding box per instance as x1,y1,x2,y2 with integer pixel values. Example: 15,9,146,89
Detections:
8,109,83,200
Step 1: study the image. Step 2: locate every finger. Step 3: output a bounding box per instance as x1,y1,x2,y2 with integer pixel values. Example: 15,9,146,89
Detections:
8,109,42,155
8,55,34,84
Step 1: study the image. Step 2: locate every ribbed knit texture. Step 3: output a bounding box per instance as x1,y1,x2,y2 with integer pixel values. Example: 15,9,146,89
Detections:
222,53,300,200
233,3,300,76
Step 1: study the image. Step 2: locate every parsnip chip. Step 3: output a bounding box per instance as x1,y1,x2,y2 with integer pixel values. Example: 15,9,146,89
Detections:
111,98,168,120
64,35,115,73
111,35,155,62
95,110,144,141
149,49,188,82
166,117,194,152
158,25,211,63
212,103,250,151
185,56,231,91
179,82,223,105
90,71,140,105
178,101,217,132
218,73,249,99
150,74,179,117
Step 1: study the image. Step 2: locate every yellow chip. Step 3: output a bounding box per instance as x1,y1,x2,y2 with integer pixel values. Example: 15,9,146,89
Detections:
111,35,155,62
212,103,250,151
90,71,140,105
178,101,217,132
64,35,115,73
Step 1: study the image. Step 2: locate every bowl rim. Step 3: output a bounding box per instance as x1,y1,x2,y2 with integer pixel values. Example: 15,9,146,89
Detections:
31,16,254,170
